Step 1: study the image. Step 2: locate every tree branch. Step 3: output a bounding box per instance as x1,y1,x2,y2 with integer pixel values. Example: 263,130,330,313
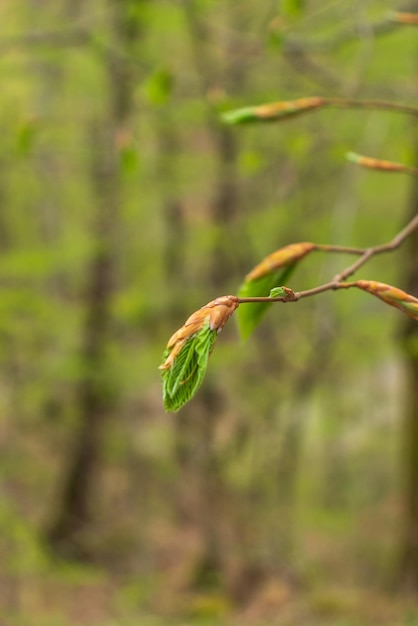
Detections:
282,1,418,54
238,161,418,305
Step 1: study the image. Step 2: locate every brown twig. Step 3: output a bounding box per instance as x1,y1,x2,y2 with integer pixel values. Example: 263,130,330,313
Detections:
325,97,418,117
282,2,418,53
237,163,418,305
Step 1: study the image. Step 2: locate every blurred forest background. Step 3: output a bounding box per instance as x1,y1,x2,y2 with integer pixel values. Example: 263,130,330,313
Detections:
1,0,418,624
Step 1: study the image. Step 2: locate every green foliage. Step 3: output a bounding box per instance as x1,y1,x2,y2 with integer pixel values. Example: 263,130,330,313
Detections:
221,97,325,125
237,264,296,339
15,118,40,156
161,322,217,412
269,286,290,297
119,144,141,177
1,1,418,623
282,0,306,18
143,68,173,106
220,107,261,125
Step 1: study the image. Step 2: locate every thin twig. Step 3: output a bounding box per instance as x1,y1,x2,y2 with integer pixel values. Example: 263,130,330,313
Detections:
238,295,296,303
282,2,418,53
296,211,418,301
325,97,418,117
238,170,418,305
314,243,365,255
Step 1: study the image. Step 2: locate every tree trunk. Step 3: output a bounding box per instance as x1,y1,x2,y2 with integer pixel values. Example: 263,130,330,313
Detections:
46,0,142,558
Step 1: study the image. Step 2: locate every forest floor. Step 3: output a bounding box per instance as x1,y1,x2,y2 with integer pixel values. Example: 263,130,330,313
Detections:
2,573,418,626
2,539,418,626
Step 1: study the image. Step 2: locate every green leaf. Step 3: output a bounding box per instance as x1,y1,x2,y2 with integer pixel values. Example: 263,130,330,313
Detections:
269,287,288,298
220,107,260,125
237,264,296,339
15,119,39,156
161,322,217,412
144,68,173,106
282,0,305,18
119,145,140,176
221,97,324,126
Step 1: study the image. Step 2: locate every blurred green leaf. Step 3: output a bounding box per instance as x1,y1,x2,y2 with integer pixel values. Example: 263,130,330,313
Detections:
144,68,173,106
237,149,265,175
267,29,284,49
282,0,305,18
15,118,39,156
221,107,260,125
221,97,324,125
237,264,296,339
119,145,140,176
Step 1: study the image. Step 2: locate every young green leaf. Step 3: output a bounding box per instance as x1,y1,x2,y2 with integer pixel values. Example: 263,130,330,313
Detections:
237,242,315,339
269,286,289,298
237,266,296,339
221,97,325,125
159,295,239,411
160,323,217,412
245,242,315,281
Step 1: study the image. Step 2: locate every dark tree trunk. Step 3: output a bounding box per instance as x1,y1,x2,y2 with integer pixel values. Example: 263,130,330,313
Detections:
46,0,142,558
46,207,117,556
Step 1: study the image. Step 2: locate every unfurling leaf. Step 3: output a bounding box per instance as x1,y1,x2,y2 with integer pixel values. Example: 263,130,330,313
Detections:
221,97,325,125
344,280,418,320
237,242,315,339
245,242,316,281
269,286,289,298
160,323,217,413
159,295,239,412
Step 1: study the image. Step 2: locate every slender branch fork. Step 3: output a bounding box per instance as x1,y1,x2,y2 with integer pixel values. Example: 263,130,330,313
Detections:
238,168,418,305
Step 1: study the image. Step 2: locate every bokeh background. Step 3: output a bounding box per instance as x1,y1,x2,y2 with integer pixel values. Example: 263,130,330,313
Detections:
1,0,418,624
